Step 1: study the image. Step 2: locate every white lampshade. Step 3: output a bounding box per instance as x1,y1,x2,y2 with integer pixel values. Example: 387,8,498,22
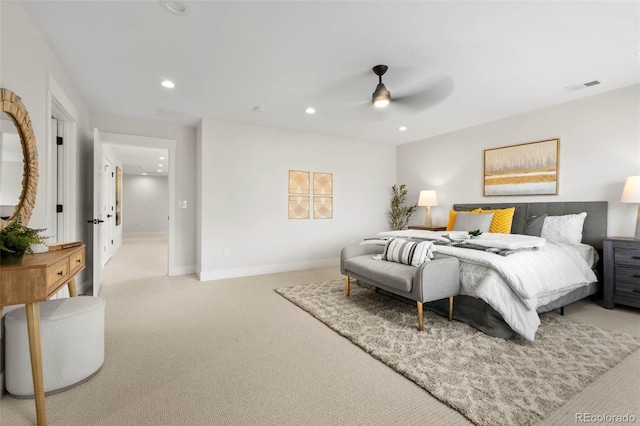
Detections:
417,190,438,207
621,176,640,203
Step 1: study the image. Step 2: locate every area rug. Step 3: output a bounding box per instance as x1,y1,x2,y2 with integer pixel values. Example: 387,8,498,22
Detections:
276,280,640,426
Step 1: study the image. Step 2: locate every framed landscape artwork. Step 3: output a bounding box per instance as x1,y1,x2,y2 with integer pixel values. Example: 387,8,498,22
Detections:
484,138,559,196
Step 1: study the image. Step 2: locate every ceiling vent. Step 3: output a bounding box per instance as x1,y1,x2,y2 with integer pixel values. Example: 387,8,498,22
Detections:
564,80,601,92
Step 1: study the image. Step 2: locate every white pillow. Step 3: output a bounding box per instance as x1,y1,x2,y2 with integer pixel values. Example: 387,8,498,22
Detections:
541,212,587,244
453,212,494,233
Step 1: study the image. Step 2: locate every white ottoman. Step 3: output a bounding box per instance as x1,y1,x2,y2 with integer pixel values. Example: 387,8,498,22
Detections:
5,296,105,398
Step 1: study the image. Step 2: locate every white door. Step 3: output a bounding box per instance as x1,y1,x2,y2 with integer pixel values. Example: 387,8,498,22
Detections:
101,158,115,266
52,118,65,243
92,128,104,297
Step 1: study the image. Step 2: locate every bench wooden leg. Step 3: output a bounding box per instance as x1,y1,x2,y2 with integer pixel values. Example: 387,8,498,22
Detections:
345,276,350,297
417,301,424,331
448,296,454,321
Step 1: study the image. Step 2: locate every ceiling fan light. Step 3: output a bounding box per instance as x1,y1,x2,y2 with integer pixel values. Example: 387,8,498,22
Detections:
372,83,391,108
374,99,390,108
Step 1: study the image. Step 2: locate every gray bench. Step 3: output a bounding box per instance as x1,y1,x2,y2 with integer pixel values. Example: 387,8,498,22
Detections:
340,245,460,331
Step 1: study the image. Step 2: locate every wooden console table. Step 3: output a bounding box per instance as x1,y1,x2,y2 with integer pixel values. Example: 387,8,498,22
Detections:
0,244,85,426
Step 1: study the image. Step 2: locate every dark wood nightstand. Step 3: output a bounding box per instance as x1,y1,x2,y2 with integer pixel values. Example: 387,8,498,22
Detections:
603,237,640,309
408,225,447,231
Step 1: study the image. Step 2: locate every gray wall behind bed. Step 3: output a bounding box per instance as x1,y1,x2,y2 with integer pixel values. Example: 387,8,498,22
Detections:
453,202,607,250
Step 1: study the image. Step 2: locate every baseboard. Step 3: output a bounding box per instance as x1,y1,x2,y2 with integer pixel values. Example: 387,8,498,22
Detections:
197,257,339,281
123,231,168,236
170,265,196,276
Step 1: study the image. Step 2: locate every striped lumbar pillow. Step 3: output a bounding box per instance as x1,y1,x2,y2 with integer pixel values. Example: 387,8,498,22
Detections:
383,238,433,266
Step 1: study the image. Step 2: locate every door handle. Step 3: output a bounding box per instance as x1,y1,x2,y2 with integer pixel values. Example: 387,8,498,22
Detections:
87,219,105,224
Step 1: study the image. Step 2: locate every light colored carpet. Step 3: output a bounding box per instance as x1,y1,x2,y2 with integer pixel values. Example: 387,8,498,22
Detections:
277,280,640,426
0,234,639,425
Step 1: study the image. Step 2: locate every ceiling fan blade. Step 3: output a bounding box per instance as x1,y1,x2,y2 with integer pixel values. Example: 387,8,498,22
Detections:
323,101,394,122
393,74,454,111
321,70,372,102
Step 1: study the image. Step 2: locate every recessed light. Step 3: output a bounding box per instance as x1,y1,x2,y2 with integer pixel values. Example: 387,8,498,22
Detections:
142,173,147,176
158,164,163,167
399,126,407,131
305,107,316,114
159,156,165,160
157,169,162,172
159,0,190,16
161,80,175,89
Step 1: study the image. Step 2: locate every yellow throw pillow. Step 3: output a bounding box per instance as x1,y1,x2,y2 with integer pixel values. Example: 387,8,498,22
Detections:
446,209,483,231
476,207,515,234
446,210,457,231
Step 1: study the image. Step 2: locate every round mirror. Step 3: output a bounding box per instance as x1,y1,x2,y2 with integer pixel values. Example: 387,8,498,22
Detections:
0,113,24,218
0,88,38,229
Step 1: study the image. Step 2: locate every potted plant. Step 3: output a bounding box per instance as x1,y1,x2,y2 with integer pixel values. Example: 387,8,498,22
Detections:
0,213,47,265
389,184,418,230
468,229,483,238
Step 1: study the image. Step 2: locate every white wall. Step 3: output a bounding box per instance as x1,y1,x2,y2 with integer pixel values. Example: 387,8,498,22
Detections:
123,175,169,235
398,85,640,237
1,1,93,287
89,115,197,273
197,119,396,280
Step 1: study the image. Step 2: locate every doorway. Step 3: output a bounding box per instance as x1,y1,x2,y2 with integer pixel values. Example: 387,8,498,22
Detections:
91,131,177,296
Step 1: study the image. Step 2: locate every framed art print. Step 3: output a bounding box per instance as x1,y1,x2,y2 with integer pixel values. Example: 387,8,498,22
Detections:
313,196,333,219
288,195,310,219
484,138,559,196
313,172,333,195
288,170,310,195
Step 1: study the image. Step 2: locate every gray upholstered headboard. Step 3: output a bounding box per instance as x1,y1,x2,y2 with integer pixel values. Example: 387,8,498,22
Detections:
453,202,608,250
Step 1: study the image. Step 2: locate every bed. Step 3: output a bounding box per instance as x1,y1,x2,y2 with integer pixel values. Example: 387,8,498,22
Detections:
375,201,608,341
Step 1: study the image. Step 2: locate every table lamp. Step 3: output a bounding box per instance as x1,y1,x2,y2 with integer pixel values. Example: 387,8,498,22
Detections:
621,175,640,239
417,190,438,227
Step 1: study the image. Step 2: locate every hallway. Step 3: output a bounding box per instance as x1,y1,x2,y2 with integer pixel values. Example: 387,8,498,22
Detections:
101,234,168,292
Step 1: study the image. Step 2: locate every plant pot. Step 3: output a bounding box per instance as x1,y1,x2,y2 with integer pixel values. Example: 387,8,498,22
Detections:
0,250,25,266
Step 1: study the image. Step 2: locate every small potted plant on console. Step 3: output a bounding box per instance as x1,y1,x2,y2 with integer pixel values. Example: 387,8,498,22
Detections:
0,213,47,266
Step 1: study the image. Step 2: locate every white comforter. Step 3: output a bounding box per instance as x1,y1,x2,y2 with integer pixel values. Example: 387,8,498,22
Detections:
375,231,597,341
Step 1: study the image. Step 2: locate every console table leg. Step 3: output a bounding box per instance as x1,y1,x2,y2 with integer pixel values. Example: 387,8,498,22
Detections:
25,302,47,426
68,277,78,297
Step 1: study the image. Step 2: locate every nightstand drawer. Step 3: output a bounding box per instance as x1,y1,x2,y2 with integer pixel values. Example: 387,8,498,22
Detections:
614,265,640,288
614,248,640,267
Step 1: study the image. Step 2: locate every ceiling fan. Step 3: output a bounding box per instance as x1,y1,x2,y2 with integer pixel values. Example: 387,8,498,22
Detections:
368,64,454,111
371,65,391,108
